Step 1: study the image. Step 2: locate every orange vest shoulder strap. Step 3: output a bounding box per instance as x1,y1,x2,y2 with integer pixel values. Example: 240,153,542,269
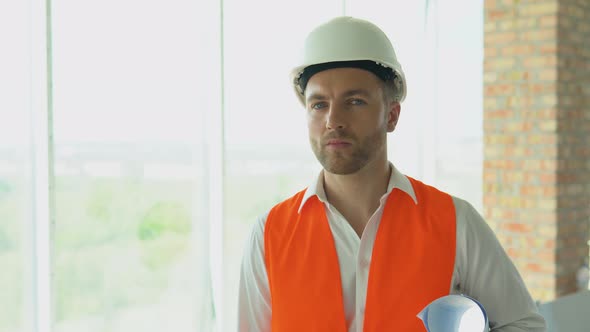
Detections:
363,177,456,331
265,189,347,332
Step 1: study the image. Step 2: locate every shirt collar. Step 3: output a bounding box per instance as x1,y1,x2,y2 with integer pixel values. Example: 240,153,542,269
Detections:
298,162,418,214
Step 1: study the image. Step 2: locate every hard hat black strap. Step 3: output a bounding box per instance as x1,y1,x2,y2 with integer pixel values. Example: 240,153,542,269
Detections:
296,60,396,94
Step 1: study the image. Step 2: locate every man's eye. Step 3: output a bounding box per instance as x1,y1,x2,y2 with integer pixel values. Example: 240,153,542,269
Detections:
349,98,366,105
311,102,328,110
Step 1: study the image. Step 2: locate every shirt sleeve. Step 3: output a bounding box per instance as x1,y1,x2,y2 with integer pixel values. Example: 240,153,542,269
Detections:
237,212,272,332
451,197,547,332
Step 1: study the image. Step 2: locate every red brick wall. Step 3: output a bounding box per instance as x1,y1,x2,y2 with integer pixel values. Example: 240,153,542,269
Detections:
484,0,589,301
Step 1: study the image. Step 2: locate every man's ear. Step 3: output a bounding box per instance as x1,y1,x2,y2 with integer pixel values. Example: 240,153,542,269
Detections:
386,102,401,132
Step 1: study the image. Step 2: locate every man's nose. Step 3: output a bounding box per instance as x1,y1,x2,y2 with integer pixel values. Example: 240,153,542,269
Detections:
326,105,346,130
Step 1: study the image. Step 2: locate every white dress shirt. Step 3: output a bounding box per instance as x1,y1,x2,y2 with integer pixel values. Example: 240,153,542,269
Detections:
238,164,546,331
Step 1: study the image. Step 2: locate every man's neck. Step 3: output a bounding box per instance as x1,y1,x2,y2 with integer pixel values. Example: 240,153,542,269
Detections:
323,159,391,236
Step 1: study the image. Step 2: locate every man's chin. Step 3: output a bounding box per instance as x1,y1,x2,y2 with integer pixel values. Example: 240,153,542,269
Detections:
321,161,364,175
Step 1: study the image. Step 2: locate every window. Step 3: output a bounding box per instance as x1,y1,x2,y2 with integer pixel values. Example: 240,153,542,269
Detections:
0,1,34,331
50,0,215,330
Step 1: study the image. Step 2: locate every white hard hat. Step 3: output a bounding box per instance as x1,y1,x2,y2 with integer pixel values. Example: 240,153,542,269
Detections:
417,295,490,332
291,16,407,105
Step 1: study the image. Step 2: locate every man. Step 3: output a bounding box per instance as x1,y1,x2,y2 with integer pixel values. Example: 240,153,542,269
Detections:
238,16,546,331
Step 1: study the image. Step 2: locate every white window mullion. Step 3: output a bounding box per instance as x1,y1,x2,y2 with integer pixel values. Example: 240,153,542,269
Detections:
197,0,224,329
211,0,225,327
193,0,223,329
29,0,54,331
421,0,439,185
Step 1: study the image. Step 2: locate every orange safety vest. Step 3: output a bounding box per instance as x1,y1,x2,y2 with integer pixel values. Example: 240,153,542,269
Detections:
264,177,456,331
